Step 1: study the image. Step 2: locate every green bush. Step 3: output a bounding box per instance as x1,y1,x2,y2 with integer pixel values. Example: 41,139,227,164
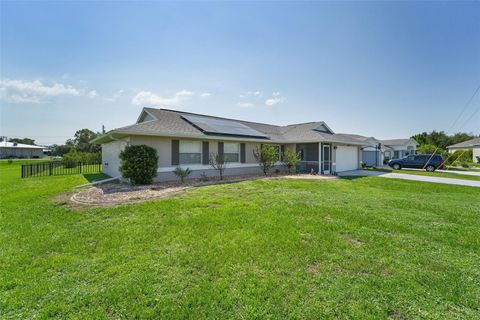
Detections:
282,149,301,173
119,145,159,185
253,145,278,176
173,166,192,183
62,149,101,163
447,150,473,165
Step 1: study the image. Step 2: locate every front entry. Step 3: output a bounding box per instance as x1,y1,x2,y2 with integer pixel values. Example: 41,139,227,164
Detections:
322,144,331,174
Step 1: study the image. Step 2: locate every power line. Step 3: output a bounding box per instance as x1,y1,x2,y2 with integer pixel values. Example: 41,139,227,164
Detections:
447,85,480,134
456,103,480,133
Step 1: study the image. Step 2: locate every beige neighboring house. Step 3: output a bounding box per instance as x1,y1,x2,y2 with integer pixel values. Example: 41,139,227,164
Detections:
92,108,376,181
447,138,480,163
0,141,44,159
380,138,418,162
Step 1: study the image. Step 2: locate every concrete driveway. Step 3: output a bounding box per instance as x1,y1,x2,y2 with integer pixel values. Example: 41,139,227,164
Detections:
337,170,480,188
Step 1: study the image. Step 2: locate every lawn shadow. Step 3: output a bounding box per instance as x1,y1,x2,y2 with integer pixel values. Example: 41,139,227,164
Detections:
338,176,369,180
83,173,110,183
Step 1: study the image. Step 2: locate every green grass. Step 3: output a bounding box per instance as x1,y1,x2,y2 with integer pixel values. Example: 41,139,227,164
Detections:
1,161,479,319
371,167,480,181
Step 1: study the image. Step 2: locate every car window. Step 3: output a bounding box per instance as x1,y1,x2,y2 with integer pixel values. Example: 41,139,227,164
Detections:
406,155,415,161
414,155,425,161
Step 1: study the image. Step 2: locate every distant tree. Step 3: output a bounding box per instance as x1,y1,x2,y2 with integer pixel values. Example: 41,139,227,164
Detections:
253,145,278,176
8,138,36,145
51,144,74,156
282,149,301,173
411,131,475,150
73,129,100,153
209,153,227,180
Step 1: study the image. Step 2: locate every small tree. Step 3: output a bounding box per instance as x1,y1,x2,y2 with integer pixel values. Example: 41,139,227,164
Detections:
119,145,158,185
253,145,278,176
209,153,227,180
173,166,192,183
282,149,301,173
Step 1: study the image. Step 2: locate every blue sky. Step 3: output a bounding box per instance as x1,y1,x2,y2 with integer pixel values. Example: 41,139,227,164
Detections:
1,1,479,145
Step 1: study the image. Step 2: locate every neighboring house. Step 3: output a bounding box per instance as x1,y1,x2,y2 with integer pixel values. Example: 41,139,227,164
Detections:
92,108,375,181
0,141,44,159
380,138,418,162
447,138,480,163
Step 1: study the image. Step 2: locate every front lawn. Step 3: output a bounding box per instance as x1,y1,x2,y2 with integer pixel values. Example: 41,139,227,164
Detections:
372,167,480,181
1,161,479,319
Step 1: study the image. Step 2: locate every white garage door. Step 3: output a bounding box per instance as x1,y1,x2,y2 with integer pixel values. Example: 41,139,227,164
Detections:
336,146,358,172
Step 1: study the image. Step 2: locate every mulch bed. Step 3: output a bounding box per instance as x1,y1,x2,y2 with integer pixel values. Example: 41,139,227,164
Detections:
70,173,337,207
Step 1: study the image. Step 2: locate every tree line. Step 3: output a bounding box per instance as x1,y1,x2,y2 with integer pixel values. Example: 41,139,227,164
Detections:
4,129,101,162
411,131,478,164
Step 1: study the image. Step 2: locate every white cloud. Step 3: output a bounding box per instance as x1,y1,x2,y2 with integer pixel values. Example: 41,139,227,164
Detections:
132,89,194,106
0,78,84,104
104,89,124,102
241,90,262,98
200,92,211,98
237,102,254,108
87,90,98,99
265,92,286,107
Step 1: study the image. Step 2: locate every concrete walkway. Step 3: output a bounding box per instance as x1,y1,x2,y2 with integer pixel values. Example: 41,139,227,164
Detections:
337,170,480,188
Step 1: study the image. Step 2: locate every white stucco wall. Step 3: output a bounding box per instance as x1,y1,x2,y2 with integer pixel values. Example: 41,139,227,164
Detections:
473,147,480,162
101,139,128,177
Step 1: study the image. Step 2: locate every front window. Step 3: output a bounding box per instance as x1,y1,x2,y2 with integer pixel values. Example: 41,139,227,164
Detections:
179,141,202,164
224,142,240,162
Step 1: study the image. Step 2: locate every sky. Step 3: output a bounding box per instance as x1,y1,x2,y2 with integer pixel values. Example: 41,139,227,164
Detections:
1,1,479,146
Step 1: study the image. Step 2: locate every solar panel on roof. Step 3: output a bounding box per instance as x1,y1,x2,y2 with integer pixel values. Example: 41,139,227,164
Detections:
181,114,269,138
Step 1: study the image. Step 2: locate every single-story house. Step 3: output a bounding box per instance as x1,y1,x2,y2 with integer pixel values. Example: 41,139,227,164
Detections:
93,108,378,181
0,141,45,159
447,138,480,163
380,138,418,162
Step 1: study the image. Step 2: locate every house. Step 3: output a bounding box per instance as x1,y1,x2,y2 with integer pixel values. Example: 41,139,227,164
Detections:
0,141,44,159
380,138,418,162
92,108,375,181
447,138,480,163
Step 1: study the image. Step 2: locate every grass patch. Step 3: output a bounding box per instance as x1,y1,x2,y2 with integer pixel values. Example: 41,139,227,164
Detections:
1,161,479,318
370,167,480,181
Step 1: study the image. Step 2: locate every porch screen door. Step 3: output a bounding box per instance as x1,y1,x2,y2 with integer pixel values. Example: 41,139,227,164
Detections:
323,144,331,174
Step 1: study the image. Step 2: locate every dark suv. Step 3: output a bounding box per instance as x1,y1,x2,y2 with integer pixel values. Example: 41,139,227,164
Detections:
388,154,445,172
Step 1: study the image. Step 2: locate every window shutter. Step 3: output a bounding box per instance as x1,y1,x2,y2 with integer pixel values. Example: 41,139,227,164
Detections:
240,143,246,163
171,140,179,165
202,141,209,165
218,142,224,158
281,145,285,161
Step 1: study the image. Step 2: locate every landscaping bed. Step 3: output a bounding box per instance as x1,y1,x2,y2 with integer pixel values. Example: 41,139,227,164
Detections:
71,173,337,206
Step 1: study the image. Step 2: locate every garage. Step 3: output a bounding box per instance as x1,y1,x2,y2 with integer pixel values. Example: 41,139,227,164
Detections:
362,150,381,167
335,146,358,172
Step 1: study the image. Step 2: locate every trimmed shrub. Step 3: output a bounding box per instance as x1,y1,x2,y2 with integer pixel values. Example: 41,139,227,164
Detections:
282,149,301,173
119,145,159,185
173,166,192,183
253,145,278,176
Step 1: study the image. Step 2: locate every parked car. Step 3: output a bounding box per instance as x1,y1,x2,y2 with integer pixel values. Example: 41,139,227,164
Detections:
388,154,445,172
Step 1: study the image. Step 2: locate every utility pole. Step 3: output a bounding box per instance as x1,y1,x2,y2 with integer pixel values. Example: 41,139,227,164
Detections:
102,125,106,134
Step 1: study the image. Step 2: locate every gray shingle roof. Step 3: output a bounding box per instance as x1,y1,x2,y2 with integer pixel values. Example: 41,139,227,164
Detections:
447,138,480,149
94,108,370,145
380,138,416,146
